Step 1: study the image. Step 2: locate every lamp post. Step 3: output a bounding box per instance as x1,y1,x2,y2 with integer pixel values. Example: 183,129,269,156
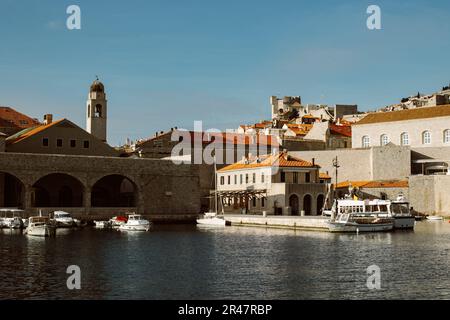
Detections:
332,156,340,200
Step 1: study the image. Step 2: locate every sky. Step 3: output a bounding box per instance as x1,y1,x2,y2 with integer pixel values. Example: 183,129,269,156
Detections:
1,0,450,145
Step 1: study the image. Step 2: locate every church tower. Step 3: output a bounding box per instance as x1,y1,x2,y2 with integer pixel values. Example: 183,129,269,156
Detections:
86,78,107,142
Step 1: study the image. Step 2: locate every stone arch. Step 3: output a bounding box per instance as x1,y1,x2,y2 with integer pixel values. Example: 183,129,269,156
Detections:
0,171,26,208
91,174,137,207
32,173,84,207
303,194,312,216
289,194,299,216
316,194,325,216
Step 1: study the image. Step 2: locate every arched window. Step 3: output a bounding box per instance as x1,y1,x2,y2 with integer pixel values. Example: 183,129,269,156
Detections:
380,134,389,146
400,132,409,146
422,131,431,145
95,104,102,118
444,130,450,143
362,136,370,148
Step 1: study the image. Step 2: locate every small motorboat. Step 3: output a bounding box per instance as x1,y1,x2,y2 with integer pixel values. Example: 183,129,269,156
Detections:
426,216,443,221
109,216,128,228
196,212,227,226
94,220,111,229
118,214,150,231
0,209,26,229
53,211,76,228
24,216,56,237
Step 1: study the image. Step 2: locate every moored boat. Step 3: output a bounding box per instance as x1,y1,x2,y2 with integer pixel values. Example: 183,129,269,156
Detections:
118,214,150,231
53,211,76,228
327,213,394,233
426,215,443,221
196,212,227,226
109,216,128,228
94,220,111,229
24,216,56,237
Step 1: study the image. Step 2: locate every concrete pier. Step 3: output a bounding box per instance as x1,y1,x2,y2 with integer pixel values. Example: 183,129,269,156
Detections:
224,214,329,231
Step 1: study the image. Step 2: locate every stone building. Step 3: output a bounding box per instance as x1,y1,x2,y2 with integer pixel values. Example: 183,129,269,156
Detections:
352,105,450,149
216,152,328,216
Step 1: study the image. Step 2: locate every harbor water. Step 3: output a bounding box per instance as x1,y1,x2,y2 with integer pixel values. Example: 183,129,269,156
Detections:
1,221,450,299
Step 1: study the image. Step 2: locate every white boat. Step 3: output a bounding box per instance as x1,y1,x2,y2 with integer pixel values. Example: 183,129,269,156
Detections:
118,214,151,231
426,216,443,221
327,199,394,233
53,211,76,228
389,195,415,229
94,220,111,229
0,209,25,229
24,216,56,237
196,157,228,227
109,216,128,228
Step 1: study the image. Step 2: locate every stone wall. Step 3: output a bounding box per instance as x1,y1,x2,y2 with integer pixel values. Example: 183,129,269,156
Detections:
409,175,450,215
0,152,201,220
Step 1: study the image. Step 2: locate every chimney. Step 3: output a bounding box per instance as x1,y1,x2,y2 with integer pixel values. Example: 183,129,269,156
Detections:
43,114,53,125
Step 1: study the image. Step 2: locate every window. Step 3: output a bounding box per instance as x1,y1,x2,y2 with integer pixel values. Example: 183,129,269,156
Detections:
95,104,102,117
261,173,265,183
240,174,243,185
293,172,298,184
42,138,49,147
227,175,230,185
83,140,90,149
252,173,256,183
234,175,237,184
245,174,249,184
444,130,450,143
220,176,225,185
281,171,285,182
56,139,63,147
401,132,409,146
252,198,256,207
261,197,265,208
380,134,389,146
422,131,431,145
70,140,76,148
362,136,370,148
305,172,311,183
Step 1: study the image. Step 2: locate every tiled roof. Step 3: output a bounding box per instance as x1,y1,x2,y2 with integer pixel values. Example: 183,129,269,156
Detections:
319,172,331,179
354,105,450,125
330,124,352,137
336,180,408,189
6,119,65,144
218,152,318,172
0,106,40,129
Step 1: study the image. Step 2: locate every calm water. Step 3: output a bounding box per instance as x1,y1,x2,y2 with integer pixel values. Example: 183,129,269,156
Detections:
1,221,450,300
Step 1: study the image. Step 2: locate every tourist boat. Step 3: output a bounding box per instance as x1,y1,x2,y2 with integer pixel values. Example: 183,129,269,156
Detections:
53,211,76,228
326,198,394,233
426,215,443,221
109,216,128,228
24,216,56,237
385,195,415,229
196,157,228,227
118,214,150,231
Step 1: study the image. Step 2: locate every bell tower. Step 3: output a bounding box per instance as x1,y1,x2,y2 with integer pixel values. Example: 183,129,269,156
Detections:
86,78,107,142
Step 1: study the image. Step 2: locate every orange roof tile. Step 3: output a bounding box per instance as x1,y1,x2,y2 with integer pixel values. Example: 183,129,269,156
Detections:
319,172,331,179
354,105,450,125
218,152,318,172
336,180,408,189
6,119,65,144
0,106,40,129
330,124,352,137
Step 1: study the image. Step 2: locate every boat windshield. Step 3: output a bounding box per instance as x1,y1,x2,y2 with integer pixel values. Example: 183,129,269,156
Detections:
129,215,142,220
55,213,70,217
391,203,409,215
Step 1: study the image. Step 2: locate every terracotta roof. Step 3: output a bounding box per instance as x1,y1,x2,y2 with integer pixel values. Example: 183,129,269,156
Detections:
330,124,352,137
6,119,65,144
218,152,318,172
137,130,279,147
302,114,319,119
354,105,450,125
0,107,40,129
336,180,408,189
319,172,331,180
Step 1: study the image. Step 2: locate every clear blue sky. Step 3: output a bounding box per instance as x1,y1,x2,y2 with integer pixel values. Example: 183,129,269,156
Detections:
1,0,449,145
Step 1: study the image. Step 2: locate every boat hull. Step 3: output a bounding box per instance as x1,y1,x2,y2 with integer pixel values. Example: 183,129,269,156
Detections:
393,216,415,229
25,225,56,237
327,221,393,233
119,224,150,232
196,217,227,226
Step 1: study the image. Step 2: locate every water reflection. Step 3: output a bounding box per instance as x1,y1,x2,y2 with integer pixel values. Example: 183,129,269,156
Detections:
1,222,450,299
